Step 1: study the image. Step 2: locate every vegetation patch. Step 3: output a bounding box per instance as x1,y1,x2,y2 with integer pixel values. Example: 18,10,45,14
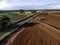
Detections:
0,12,26,23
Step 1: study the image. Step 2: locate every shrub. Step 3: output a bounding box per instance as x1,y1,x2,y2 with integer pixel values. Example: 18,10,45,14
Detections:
0,16,11,30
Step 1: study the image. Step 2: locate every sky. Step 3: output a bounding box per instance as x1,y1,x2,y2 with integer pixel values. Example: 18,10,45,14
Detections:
0,0,60,10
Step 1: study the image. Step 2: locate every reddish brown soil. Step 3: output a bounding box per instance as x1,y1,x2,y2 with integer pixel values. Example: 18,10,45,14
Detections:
5,16,60,45
38,14,60,29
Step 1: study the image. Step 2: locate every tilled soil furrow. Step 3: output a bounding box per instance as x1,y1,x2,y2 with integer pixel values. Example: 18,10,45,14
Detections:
6,15,60,45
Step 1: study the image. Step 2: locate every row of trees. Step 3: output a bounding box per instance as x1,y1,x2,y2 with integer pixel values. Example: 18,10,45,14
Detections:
19,9,37,15
0,10,37,14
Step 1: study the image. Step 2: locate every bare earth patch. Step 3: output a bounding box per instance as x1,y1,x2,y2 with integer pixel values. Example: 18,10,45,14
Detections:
6,15,60,45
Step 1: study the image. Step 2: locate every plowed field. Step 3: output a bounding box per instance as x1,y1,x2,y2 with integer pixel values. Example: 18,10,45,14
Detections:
5,15,60,45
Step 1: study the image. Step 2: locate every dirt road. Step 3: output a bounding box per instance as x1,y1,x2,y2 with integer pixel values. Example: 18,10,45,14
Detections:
6,15,60,45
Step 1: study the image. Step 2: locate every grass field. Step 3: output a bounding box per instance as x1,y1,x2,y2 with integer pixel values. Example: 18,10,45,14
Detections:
0,12,26,23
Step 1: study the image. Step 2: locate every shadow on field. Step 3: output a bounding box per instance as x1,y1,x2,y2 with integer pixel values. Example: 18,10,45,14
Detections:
24,22,39,28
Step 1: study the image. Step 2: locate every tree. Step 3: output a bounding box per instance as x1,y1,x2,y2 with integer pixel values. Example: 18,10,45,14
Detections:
31,10,37,14
20,9,25,15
